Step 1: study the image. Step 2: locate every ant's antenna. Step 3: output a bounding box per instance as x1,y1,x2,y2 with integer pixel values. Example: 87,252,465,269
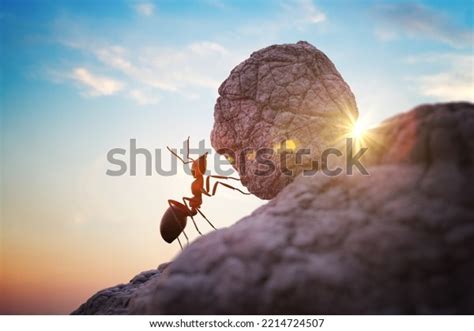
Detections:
166,136,194,164
185,136,193,161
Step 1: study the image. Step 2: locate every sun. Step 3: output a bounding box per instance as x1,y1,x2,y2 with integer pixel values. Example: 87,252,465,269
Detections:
345,115,382,150
351,118,370,139
352,120,366,138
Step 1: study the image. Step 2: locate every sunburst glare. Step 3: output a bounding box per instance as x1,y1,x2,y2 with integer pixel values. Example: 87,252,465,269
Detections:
352,118,370,139
345,115,380,150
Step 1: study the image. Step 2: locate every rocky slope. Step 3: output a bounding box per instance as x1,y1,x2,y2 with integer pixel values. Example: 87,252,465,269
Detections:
74,102,474,314
72,263,169,314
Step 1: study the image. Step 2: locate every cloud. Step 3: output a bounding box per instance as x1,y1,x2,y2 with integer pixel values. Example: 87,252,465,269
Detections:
418,72,473,102
55,38,246,105
236,0,326,41
281,0,326,27
51,2,327,105
373,26,398,42
298,0,326,24
374,3,474,48
407,54,474,102
129,89,160,105
74,41,240,91
71,67,124,96
134,2,155,17
92,45,179,92
188,41,229,56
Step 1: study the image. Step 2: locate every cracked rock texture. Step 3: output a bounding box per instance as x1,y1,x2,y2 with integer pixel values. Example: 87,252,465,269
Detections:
211,41,358,199
124,102,474,314
72,263,169,315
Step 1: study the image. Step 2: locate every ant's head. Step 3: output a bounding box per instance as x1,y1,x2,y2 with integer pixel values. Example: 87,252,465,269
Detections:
191,152,207,178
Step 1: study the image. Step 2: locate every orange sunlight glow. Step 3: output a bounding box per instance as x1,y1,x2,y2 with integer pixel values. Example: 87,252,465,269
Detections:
349,115,379,147
352,119,368,139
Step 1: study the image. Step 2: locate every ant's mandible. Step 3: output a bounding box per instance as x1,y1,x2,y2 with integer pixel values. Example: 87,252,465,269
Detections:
160,137,250,249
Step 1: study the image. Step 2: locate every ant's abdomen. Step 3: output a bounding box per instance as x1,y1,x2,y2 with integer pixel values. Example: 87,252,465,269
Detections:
160,206,188,243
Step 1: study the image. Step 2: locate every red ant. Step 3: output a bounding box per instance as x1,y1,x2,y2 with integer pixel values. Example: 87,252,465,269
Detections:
160,137,250,249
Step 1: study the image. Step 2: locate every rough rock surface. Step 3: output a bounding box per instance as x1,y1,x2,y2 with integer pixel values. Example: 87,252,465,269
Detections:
72,263,169,315
211,41,358,199
124,102,474,314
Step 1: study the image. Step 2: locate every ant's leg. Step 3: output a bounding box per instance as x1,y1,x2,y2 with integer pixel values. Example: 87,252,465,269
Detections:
196,208,217,230
177,237,183,250
190,215,202,235
208,175,241,181
204,176,216,195
204,176,211,194
204,176,248,195
185,136,191,161
182,229,189,245
183,197,202,235
210,181,251,196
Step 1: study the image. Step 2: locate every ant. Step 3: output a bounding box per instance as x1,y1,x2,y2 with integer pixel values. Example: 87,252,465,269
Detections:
160,137,250,249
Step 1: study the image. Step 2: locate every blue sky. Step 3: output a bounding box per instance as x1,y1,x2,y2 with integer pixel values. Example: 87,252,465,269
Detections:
0,0,473,313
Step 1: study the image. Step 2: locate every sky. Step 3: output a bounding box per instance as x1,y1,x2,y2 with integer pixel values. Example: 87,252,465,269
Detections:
1,0,473,314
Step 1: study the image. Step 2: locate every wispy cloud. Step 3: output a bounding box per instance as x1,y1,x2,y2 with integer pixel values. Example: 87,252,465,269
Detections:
296,0,326,24
189,41,229,56
55,38,246,105
418,72,474,102
406,53,474,102
237,0,327,42
133,2,155,17
71,67,124,96
374,3,474,48
50,1,327,105
92,45,179,92
129,89,159,105
90,41,237,91
281,0,326,28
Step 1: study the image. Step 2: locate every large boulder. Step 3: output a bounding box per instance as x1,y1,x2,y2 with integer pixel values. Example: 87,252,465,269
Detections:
211,41,358,199
126,102,474,314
